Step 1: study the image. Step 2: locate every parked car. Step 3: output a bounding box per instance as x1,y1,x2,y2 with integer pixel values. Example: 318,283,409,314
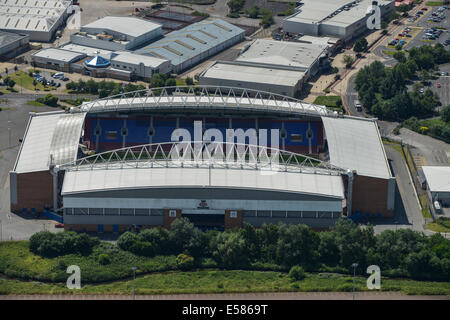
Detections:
55,223,64,228
419,88,424,94
437,83,441,88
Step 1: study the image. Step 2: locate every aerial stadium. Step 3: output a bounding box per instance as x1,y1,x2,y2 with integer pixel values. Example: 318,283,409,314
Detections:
9,86,396,232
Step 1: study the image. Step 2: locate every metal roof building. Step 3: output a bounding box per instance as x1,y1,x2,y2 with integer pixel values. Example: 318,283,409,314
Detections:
199,39,330,97
283,0,395,41
0,30,29,57
0,0,72,41
33,47,86,64
110,51,171,80
422,166,450,206
135,19,245,73
72,16,163,51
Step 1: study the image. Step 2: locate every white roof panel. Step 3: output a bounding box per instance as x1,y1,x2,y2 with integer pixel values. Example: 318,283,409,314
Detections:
33,48,86,62
62,167,345,199
82,16,162,38
322,116,391,179
422,166,450,193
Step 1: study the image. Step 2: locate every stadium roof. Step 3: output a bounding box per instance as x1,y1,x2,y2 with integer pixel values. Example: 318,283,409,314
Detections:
237,39,328,71
81,16,162,39
321,116,391,179
0,0,70,32
135,19,245,68
14,112,85,173
422,166,450,193
111,51,169,68
61,167,345,200
200,61,305,87
33,48,86,62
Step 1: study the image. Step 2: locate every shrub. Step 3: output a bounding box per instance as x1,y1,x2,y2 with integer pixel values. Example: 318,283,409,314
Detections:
130,241,155,257
98,253,111,265
288,265,306,281
176,253,195,270
117,231,138,251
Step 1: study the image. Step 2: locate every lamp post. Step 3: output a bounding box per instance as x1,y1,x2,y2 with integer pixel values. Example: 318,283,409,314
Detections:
131,266,138,300
351,263,358,301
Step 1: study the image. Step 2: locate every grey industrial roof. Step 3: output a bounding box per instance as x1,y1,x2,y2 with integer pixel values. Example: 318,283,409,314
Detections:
200,61,305,87
0,30,27,47
81,16,162,38
58,43,114,59
111,51,169,68
61,167,345,199
286,0,394,27
422,166,450,193
14,112,85,173
321,116,391,179
135,19,245,67
0,0,70,32
33,47,86,62
237,39,328,71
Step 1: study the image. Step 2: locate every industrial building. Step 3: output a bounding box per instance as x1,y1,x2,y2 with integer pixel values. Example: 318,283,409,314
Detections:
283,0,395,41
32,48,86,72
10,87,396,232
110,51,171,81
422,166,450,206
0,30,29,58
199,39,331,97
70,16,163,51
0,0,72,42
135,19,245,74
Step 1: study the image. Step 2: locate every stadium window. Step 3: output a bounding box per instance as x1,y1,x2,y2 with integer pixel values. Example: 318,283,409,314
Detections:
120,208,134,216
243,210,256,217
151,209,163,216
290,133,303,142
73,208,89,215
105,130,118,140
135,208,149,216
169,210,177,217
257,210,271,217
229,211,237,218
104,208,119,215
90,208,103,215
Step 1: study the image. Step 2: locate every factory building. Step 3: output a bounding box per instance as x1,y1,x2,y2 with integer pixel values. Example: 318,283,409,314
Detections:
422,166,450,207
199,39,331,97
135,19,245,74
70,16,163,51
283,0,395,42
0,0,72,42
0,30,29,58
110,51,171,81
32,48,86,72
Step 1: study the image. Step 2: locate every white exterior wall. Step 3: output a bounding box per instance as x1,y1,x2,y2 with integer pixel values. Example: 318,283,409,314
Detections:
64,197,343,213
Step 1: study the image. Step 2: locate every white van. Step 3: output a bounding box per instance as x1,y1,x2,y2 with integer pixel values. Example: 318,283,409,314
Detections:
354,100,362,112
434,201,442,214
52,72,64,79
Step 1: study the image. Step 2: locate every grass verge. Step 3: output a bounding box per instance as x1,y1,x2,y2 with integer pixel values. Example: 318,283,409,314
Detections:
427,217,450,233
0,270,449,295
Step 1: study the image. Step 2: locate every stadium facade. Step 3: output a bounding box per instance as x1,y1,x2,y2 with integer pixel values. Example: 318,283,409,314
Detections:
10,87,395,232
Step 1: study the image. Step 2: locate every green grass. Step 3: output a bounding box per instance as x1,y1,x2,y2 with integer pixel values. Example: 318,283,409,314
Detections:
0,270,449,295
0,241,177,283
425,1,444,6
8,71,51,91
26,100,46,107
313,95,342,108
419,194,432,219
427,218,450,233
384,50,406,56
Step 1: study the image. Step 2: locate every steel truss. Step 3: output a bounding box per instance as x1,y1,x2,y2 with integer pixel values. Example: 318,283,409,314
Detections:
77,86,333,117
60,141,347,176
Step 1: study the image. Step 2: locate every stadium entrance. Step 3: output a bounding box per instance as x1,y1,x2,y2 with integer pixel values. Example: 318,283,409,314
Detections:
182,210,225,231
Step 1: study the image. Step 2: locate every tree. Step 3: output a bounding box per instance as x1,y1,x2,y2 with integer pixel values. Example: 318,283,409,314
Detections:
213,232,250,268
353,37,368,54
185,77,194,86
248,6,259,19
343,55,354,69
397,4,410,13
441,105,450,123
165,77,176,87
393,51,406,63
117,231,138,251
227,0,244,13
176,253,195,270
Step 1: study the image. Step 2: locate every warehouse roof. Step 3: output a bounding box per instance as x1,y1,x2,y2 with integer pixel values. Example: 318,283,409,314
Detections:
81,16,162,39
200,61,305,87
422,166,450,193
111,51,169,68
0,30,27,47
321,116,391,179
14,112,85,173
237,39,328,71
286,0,394,27
58,43,114,59
135,19,245,67
0,0,70,32
61,167,345,199
33,48,86,62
